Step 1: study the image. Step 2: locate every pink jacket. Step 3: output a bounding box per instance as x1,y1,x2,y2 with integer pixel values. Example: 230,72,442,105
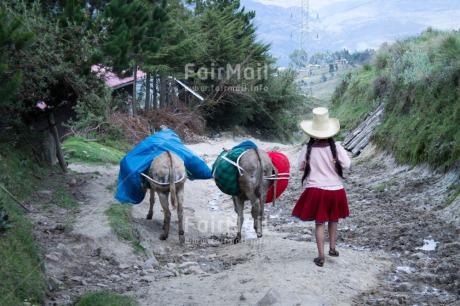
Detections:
297,142,351,187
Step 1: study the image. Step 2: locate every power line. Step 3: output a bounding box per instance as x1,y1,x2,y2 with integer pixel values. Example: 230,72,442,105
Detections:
320,0,379,19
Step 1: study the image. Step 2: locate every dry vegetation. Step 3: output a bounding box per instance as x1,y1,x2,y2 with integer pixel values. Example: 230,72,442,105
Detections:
109,107,207,146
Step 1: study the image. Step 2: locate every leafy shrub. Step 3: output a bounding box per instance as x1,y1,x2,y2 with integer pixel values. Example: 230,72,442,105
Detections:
372,75,391,98
398,49,433,85
373,50,390,70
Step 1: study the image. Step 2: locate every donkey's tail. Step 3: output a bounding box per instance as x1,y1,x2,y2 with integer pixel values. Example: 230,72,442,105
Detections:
253,148,264,206
167,151,178,208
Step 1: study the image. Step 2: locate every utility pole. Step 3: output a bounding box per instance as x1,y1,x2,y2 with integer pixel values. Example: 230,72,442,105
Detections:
300,0,309,52
301,0,312,94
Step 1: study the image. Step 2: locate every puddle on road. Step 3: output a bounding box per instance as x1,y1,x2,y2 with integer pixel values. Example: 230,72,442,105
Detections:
396,266,415,273
206,191,226,213
241,216,258,239
416,238,438,251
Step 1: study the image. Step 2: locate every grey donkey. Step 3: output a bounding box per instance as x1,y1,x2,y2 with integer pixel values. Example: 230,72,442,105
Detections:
232,148,277,243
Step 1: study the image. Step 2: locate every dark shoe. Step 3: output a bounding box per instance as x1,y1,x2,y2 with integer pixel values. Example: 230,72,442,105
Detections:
329,249,339,257
314,256,325,267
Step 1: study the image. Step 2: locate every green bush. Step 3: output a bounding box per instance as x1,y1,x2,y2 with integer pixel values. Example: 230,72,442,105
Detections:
373,49,390,70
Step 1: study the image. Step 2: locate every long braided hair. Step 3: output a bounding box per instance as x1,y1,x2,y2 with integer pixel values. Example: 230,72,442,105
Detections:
301,137,344,185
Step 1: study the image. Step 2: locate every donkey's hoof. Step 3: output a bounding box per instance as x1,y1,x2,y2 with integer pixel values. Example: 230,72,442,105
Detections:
159,234,168,240
257,233,263,238
146,214,153,220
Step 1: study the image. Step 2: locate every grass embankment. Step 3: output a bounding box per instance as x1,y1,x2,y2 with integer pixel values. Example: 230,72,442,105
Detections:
0,136,138,305
331,29,460,172
62,137,143,251
0,145,49,305
106,203,144,254
62,136,126,165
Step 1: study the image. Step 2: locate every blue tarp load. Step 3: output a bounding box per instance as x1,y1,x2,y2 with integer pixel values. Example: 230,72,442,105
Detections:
115,129,213,204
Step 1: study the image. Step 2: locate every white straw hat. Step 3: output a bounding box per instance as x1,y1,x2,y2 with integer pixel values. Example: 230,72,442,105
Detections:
300,107,340,139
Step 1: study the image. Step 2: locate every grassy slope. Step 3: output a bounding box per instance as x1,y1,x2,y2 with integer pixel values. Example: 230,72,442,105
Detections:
62,136,126,165
330,29,460,172
0,135,133,305
0,145,48,305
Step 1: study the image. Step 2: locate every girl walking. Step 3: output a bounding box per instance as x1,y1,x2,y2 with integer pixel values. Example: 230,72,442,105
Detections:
292,107,351,267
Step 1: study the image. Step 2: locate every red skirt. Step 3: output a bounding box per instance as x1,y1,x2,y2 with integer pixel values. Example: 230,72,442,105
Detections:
292,188,349,224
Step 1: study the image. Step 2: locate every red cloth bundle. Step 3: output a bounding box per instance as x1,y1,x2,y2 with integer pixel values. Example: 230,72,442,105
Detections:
265,151,290,203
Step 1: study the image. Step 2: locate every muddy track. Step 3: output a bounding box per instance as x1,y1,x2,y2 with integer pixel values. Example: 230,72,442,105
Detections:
31,139,459,305
280,145,460,305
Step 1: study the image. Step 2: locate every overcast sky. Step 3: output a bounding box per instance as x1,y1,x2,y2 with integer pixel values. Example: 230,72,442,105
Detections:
249,0,350,10
247,0,460,31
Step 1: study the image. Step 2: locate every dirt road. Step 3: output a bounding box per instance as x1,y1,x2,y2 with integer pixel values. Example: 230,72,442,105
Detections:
35,137,459,305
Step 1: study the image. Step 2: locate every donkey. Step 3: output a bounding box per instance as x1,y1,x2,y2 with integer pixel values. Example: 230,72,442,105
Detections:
144,151,187,244
232,148,277,243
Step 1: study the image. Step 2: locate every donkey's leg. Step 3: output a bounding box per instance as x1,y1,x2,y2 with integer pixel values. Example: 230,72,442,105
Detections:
176,185,185,244
232,196,244,243
158,191,171,240
256,199,265,238
250,196,263,238
147,188,155,219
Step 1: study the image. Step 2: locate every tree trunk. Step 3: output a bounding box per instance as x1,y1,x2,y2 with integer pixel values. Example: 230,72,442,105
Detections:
153,74,158,110
160,75,166,108
170,78,175,108
127,96,133,116
47,113,68,174
132,65,138,116
165,77,171,108
145,72,151,112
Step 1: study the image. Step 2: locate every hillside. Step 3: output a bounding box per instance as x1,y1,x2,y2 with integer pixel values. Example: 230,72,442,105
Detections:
295,63,350,101
330,29,460,172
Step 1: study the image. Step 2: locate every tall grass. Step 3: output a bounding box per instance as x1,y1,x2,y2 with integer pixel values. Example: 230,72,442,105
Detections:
74,291,139,306
331,30,460,171
0,145,48,305
106,203,145,253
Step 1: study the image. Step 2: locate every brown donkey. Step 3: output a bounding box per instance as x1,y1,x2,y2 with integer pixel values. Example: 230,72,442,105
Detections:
143,151,187,244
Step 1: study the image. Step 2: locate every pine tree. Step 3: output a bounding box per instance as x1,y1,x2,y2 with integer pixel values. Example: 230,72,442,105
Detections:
0,8,35,106
185,0,271,127
103,0,168,115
